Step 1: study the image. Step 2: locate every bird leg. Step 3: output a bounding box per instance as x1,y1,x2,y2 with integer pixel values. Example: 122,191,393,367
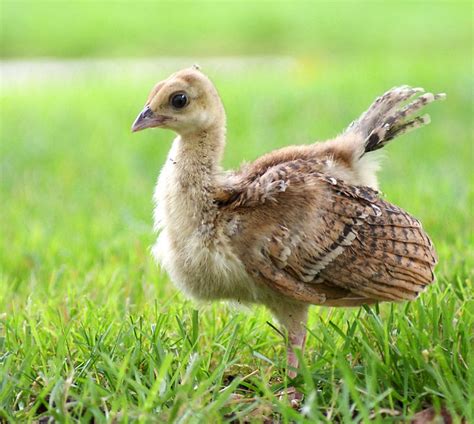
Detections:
287,327,307,379
281,326,306,407
271,304,308,407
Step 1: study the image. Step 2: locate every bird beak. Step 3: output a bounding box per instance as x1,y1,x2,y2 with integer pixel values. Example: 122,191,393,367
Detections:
131,105,168,132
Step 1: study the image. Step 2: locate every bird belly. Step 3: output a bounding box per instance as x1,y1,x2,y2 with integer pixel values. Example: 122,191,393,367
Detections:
152,228,257,303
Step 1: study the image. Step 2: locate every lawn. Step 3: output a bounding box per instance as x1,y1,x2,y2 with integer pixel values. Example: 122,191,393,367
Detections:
1,1,473,422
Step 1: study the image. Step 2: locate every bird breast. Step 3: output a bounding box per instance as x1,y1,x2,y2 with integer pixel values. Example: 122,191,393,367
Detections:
151,150,256,303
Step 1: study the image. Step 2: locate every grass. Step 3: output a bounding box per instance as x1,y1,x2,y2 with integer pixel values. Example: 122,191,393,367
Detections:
1,1,473,422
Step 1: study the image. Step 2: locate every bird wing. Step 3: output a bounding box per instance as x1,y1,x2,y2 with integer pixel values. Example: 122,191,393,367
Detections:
217,159,437,306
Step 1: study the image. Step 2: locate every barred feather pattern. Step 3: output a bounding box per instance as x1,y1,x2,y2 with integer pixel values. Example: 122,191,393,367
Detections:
344,86,446,155
219,159,437,306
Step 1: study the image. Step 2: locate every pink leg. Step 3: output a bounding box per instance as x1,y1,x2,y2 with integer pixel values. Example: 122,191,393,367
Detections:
271,304,309,407
287,329,307,379
284,328,307,406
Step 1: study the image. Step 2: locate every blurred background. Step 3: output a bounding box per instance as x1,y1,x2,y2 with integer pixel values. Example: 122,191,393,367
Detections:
1,1,472,420
1,1,471,290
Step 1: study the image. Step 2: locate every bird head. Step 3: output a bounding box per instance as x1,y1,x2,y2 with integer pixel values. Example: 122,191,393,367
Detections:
131,66,225,136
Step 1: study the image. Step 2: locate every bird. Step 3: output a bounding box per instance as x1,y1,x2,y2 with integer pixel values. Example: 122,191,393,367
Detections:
131,66,444,399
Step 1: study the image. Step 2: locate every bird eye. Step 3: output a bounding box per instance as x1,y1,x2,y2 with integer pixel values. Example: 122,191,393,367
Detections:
170,92,188,109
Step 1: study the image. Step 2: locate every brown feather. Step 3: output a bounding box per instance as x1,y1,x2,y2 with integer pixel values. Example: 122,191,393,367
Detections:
219,160,437,305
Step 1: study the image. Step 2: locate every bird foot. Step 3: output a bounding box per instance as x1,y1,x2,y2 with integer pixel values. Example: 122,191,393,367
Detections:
276,386,303,408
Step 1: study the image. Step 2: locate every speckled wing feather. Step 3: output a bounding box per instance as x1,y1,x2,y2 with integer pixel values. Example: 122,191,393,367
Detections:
218,159,437,306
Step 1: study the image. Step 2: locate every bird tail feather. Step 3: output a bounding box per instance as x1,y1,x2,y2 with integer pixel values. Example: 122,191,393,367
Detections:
345,86,446,156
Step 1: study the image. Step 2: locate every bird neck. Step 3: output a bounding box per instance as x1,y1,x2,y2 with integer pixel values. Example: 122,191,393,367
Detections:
173,123,226,177
161,125,225,243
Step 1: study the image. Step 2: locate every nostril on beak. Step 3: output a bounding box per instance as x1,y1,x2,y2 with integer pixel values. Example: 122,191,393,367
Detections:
131,105,155,132
142,106,154,119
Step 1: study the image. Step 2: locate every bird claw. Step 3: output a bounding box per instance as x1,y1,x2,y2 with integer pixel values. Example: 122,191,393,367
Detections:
276,386,303,409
